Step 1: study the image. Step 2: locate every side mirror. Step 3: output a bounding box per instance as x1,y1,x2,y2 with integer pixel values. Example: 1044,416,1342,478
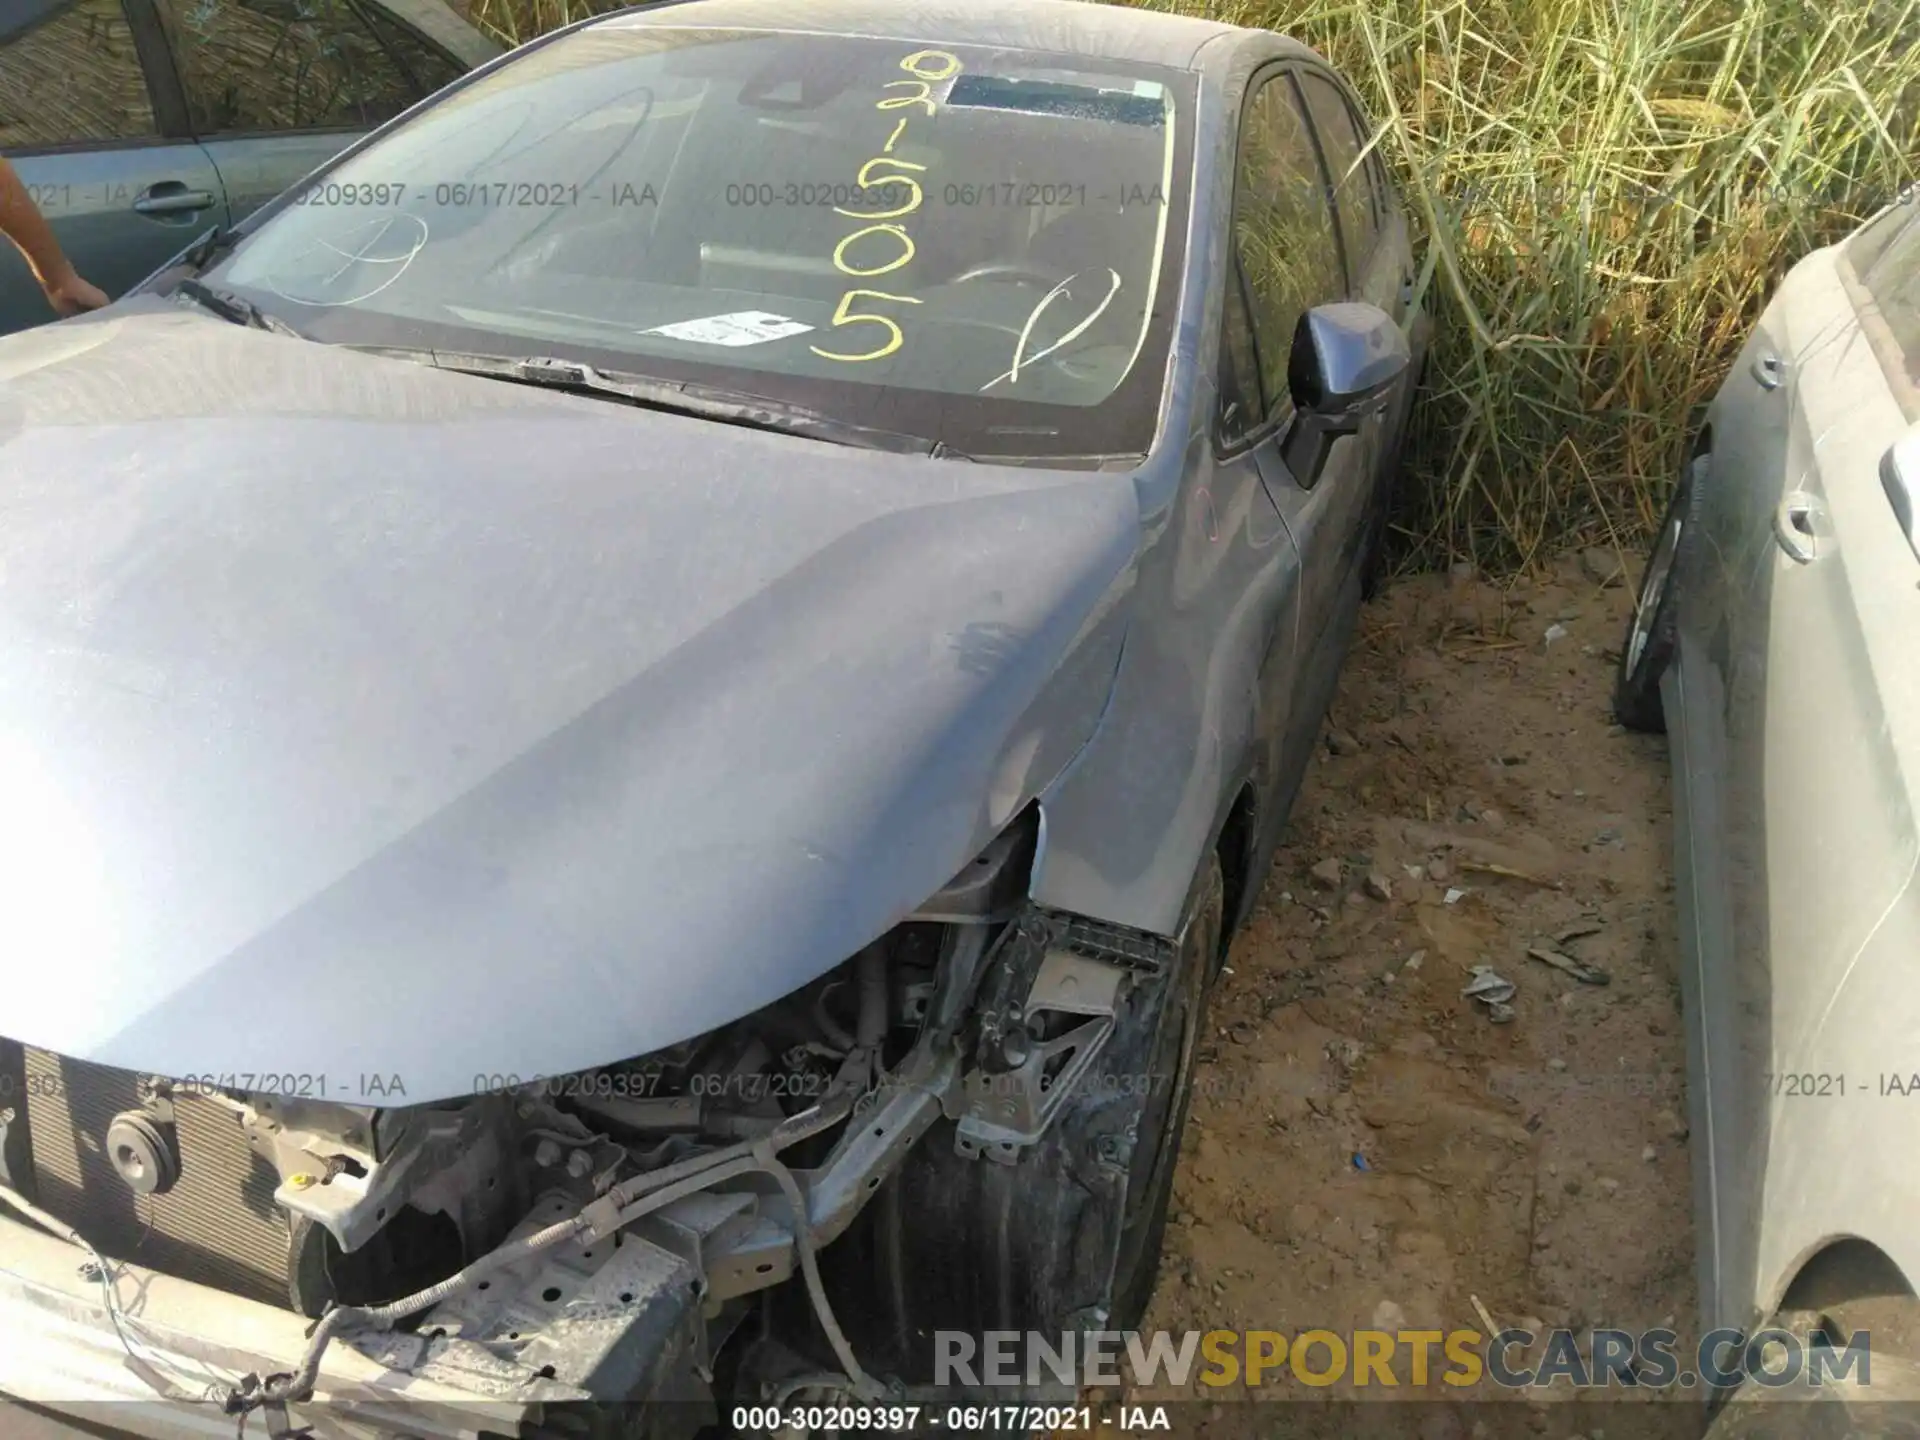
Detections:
1281,302,1412,489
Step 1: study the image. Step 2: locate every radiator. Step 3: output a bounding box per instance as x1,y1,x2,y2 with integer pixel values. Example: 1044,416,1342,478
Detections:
22,1049,292,1308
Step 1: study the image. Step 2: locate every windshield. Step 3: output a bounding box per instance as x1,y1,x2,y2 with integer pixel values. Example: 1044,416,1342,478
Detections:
201,23,1195,460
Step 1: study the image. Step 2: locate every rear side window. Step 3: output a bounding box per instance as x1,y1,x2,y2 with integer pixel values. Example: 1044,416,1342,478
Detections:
154,0,462,135
1231,71,1345,418
1847,203,1920,410
0,0,158,148
1295,70,1379,266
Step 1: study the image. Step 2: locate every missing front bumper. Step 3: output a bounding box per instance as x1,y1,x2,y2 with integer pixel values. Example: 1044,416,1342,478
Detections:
0,1205,680,1440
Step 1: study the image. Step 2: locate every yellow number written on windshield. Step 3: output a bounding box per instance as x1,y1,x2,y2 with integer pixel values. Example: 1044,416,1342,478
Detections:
810,50,962,364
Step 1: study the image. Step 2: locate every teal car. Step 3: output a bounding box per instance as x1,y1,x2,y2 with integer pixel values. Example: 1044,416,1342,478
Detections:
0,0,497,334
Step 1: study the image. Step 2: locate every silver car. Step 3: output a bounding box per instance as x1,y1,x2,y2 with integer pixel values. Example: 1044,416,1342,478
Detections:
0,0,1426,1432
1616,198,1920,1408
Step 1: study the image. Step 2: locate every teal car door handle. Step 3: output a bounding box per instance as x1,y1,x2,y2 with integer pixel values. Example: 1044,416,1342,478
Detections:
133,182,216,216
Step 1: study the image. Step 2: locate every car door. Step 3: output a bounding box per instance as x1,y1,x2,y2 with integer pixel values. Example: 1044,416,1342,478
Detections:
1232,67,1358,694
1690,205,1920,1338
1668,244,1799,1347
0,0,226,336
1215,67,1333,861
1216,209,1308,850
1741,211,1920,1316
144,0,469,227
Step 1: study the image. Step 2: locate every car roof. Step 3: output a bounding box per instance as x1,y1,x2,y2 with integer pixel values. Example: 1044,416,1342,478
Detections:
590,0,1251,71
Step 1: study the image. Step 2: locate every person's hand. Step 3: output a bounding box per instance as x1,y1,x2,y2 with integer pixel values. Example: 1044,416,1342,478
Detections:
41,266,108,317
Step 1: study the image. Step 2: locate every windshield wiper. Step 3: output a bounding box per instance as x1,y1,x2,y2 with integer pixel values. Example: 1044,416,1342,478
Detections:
174,279,304,339
179,224,239,275
347,346,968,458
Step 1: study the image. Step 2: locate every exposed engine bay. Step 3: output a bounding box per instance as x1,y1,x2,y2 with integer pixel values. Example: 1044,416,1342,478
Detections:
0,815,1194,1434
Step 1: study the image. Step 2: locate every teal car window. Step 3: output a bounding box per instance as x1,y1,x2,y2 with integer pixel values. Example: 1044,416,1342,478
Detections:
0,0,157,149
155,0,460,135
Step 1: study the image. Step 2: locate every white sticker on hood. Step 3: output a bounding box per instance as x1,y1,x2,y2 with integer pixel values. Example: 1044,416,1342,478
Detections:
643,311,814,346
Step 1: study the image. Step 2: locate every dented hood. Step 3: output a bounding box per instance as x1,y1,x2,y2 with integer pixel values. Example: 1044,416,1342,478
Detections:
0,307,1139,1102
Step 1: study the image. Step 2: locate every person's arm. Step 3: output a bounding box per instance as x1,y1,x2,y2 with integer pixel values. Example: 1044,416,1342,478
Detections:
0,156,108,316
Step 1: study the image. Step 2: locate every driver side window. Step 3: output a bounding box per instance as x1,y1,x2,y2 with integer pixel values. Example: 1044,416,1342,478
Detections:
1218,262,1264,445
153,0,461,135
0,0,157,148
1225,70,1344,430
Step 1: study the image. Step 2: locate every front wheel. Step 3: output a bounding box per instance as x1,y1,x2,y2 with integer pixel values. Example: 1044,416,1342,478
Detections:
1702,1296,1920,1438
1109,851,1221,1326
1614,449,1704,732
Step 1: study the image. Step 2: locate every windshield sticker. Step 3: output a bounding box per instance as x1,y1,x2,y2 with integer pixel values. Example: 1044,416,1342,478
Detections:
643,311,814,346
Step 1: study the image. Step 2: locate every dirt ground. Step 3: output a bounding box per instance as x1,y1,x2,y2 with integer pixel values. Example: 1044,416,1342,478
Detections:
1136,551,1701,1435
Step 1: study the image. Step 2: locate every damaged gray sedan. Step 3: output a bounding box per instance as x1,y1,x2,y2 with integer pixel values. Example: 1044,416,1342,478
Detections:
0,0,1427,1434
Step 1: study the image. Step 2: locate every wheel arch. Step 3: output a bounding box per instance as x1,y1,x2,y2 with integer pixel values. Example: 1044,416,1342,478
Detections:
1775,1235,1917,1319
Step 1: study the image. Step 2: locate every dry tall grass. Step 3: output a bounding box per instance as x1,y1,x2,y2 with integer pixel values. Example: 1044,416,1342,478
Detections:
472,0,1919,571
1142,0,1920,570
462,0,627,47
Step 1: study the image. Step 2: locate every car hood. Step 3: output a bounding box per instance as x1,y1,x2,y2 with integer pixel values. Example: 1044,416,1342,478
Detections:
0,306,1141,1102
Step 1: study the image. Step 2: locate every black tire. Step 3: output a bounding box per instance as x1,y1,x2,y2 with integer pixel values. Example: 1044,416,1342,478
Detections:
1109,851,1222,1328
1359,500,1390,601
1614,450,1704,733
1701,1297,1920,1438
